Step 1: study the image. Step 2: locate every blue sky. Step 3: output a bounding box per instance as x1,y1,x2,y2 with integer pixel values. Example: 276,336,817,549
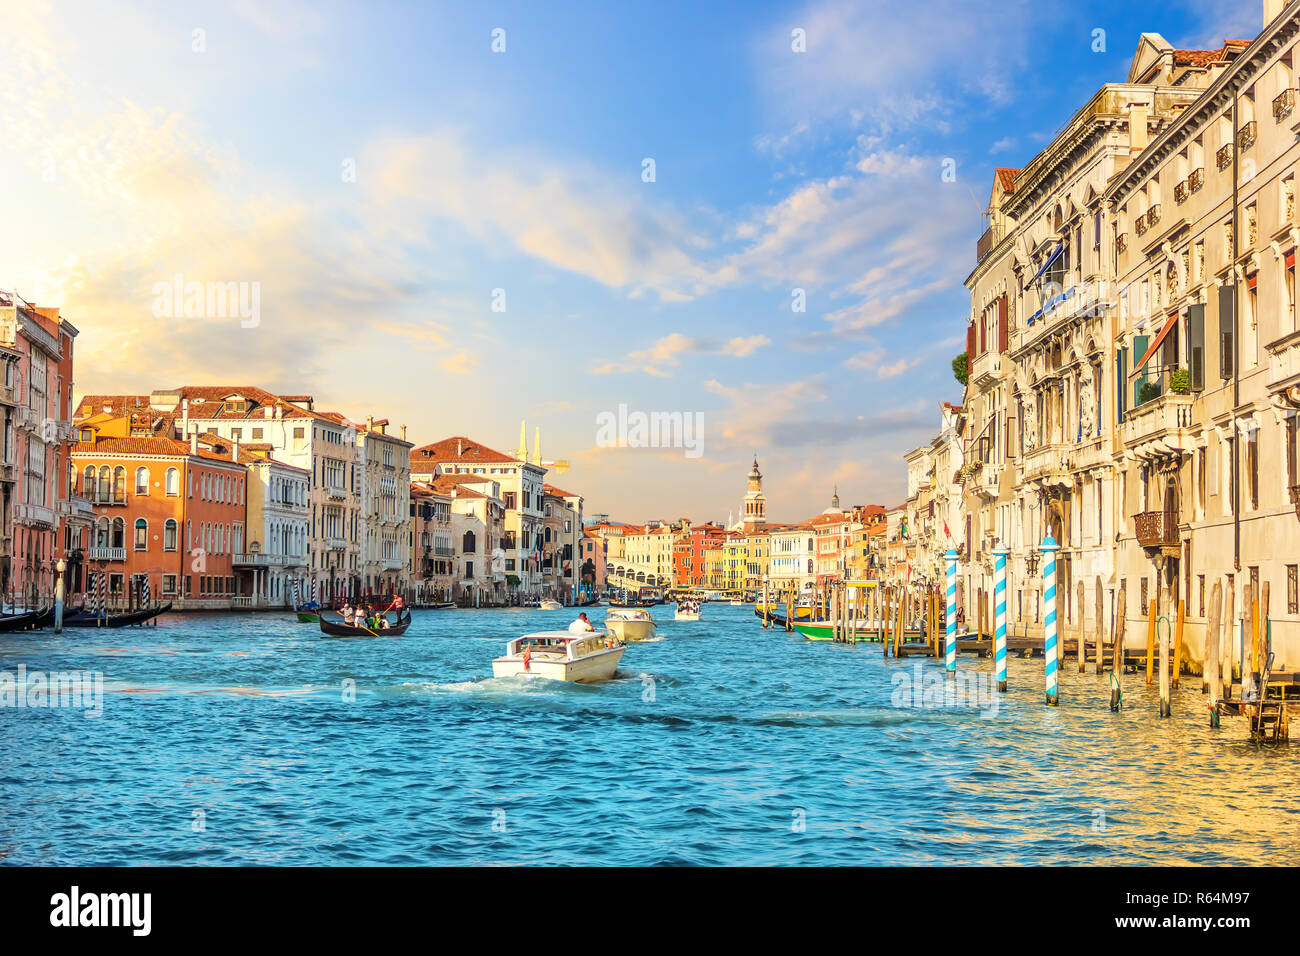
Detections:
0,0,1258,521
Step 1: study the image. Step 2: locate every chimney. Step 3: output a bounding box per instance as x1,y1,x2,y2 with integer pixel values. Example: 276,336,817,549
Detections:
181,398,189,436
457,439,463,456
232,435,239,462
367,415,374,433
1129,103,1149,153
400,424,406,441
190,432,198,456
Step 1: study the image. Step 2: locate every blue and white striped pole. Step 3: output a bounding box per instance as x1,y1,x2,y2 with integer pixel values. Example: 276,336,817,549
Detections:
993,547,1009,693
944,548,958,675
1042,534,1060,706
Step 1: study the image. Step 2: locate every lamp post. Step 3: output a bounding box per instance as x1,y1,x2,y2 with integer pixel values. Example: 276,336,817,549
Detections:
54,557,66,634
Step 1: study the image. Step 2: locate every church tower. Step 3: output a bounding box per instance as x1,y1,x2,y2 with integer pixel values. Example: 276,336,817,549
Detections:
742,456,766,534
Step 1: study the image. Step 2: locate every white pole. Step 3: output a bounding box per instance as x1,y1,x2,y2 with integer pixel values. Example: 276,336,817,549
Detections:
1042,534,1060,706
993,547,1008,693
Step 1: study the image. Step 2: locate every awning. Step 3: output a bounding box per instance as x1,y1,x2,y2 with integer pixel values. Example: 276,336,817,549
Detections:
1030,243,1064,284
1130,312,1179,378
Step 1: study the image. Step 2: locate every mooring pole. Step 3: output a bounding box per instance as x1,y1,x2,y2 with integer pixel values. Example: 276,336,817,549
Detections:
993,547,1008,693
1042,535,1059,706
944,549,958,676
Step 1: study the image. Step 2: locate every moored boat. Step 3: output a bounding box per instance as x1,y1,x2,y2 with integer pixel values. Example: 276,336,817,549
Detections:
792,619,884,641
63,603,173,628
492,630,625,683
604,607,657,642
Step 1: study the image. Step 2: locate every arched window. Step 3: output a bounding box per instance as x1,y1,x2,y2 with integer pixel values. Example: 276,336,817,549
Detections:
111,517,125,549
98,466,110,503
165,467,179,496
163,519,178,551
95,517,110,548
462,531,476,553
84,465,96,498
112,466,126,504
135,466,149,495
134,518,148,551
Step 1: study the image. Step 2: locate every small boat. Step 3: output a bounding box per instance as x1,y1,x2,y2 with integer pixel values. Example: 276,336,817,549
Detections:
492,630,625,683
729,598,748,607
420,602,456,610
62,603,173,628
295,601,322,623
793,619,884,641
539,599,564,611
674,601,701,622
755,602,813,620
604,607,657,642
318,610,412,637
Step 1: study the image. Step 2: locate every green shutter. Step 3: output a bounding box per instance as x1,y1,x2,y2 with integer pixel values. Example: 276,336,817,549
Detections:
1116,351,1127,424
1218,284,1235,379
1132,335,1148,408
1188,304,1205,390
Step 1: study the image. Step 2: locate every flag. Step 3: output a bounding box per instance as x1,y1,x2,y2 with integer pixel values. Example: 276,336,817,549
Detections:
900,520,910,540
943,521,952,539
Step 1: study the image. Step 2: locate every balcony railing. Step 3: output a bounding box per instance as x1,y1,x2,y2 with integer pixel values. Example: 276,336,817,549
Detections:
326,482,348,500
1134,215,1149,236
1276,89,1297,123
1116,233,1128,253
1188,167,1204,193
1134,510,1179,549
12,502,54,527
1291,484,1300,520
233,552,288,567
1174,180,1188,205
1236,121,1258,151
976,224,1001,264
1216,144,1234,170
1146,204,1161,229
86,546,126,561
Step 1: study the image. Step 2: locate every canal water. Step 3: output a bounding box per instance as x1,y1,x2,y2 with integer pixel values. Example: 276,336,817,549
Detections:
1,604,1296,865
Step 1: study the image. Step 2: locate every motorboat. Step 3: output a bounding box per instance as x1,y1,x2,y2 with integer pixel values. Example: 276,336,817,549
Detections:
492,630,625,683
604,607,657,642
540,599,564,611
674,600,701,622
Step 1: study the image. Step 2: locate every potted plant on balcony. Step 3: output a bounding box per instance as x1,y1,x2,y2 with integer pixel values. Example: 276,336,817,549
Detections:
1169,368,1190,394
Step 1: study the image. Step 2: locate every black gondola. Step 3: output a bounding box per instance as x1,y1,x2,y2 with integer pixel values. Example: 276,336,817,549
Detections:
62,602,173,628
0,609,42,632
318,610,412,637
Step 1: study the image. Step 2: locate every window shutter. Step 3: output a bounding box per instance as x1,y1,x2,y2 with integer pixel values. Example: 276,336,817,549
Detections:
1218,284,1235,379
979,314,986,354
1116,350,1128,423
1187,303,1205,390
998,295,1008,352
1131,335,1149,408
967,322,975,359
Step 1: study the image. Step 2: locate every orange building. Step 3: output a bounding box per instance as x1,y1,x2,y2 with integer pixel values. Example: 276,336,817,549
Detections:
70,425,248,609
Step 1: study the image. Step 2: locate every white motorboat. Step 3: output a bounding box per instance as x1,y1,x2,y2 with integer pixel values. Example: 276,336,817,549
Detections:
674,601,701,621
492,630,625,683
539,599,563,611
604,607,657,642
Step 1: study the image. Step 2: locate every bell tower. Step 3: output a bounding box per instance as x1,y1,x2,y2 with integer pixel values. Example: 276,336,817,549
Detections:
742,455,766,534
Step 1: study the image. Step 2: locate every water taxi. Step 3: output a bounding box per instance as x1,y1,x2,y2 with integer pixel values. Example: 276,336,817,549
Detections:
604,607,657,642
492,630,625,683
674,600,701,621
755,602,813,619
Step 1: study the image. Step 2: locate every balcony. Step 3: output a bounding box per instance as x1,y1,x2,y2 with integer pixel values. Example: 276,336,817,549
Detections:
233,552,288,567
976,223,1001,264
12,406,38,431
1146,204,1161,229
1134,215,1149,237
0,383,15,406
431,545,454,556
326,482,348,500
1188,167,1205,193
1121,391,1195,461
1018,441,1073,491
1174,180,1188,205
1134,510,1179,549
1276,89,1297,123
1291,484,1300,520
326,536,347,550
969,350,1002,389
94,492,128,506
1236,121,1257,151
1116,232,1128,253
12,502,54,528
86,546,126,561
1216,144,1234,170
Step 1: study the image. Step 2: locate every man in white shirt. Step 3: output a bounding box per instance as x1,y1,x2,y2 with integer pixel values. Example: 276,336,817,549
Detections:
568,612,596,634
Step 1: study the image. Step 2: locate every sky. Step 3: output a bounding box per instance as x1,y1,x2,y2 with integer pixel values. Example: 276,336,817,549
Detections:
0,0,1260,524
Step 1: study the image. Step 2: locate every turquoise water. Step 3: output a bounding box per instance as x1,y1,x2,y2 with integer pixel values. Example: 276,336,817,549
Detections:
1,604,1296,866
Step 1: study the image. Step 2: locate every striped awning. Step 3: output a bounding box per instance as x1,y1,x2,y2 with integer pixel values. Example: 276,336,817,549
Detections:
1130,311,1179,378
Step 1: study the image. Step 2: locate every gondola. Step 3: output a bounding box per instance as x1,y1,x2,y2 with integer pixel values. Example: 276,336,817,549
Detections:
0,609,42,632
417,602,455,610
318,609,412,637
62,602,172,628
